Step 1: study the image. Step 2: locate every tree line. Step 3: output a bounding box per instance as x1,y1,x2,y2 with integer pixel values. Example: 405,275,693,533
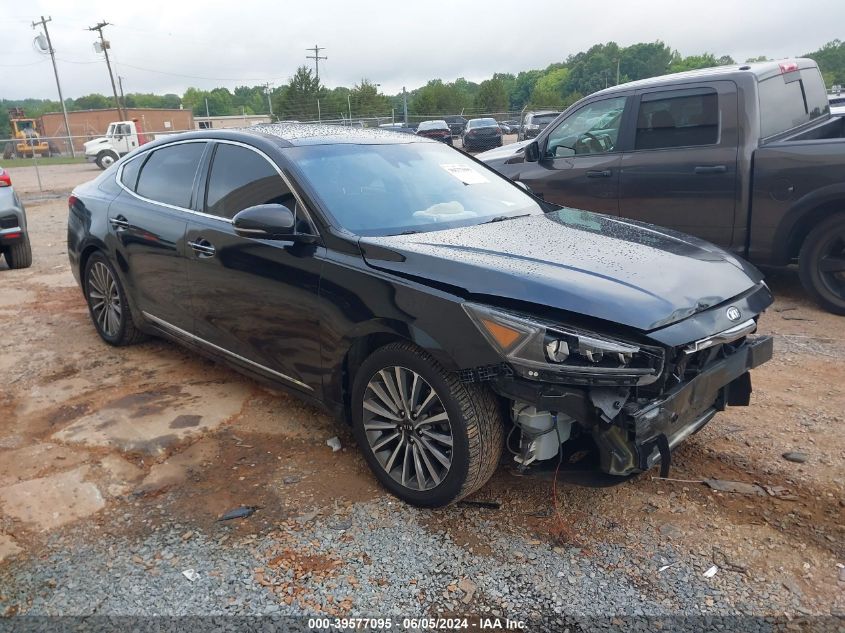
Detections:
3,39,844,137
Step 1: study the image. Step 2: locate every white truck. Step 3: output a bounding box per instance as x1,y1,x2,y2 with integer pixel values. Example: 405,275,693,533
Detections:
84,120,174,169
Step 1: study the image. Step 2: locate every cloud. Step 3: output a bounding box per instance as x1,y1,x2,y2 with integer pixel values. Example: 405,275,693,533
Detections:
2,0,842,99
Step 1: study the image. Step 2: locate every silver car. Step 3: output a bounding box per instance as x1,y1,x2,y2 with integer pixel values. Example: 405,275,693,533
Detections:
0,167,32,269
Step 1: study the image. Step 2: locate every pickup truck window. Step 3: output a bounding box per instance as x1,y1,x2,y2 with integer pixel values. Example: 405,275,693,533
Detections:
759,68,830,138
634,88,718,150
546,97,626,158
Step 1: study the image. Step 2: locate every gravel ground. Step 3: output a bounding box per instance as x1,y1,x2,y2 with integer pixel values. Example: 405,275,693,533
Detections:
0,497,828,632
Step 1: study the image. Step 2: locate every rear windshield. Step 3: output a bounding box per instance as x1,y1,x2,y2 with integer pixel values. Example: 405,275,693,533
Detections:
758,67,830,138
418,120,448,131
532,113,560,125
468,118,497,128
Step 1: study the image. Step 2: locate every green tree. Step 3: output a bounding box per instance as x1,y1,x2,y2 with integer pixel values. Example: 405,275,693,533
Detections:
475,78,508,112
349,79,390,117
805,39,845,86
73,94,112,110
274,66,321,120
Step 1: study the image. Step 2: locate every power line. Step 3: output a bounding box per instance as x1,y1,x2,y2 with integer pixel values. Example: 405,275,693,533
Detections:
87,20,124,120
306,44,326,84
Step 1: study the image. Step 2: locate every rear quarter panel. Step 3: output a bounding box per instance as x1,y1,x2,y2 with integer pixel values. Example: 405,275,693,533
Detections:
750,135,845,265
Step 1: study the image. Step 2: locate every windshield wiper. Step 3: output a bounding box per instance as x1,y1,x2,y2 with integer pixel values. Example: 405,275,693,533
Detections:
482,213,531,225
391,229,422,235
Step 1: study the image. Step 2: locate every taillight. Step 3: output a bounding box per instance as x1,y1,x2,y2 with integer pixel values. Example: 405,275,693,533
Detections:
779,61,799,74
0,169,10,187
68,195,79,208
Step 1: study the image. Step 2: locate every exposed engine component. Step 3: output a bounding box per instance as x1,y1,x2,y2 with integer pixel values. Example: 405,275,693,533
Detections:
511,402,572,467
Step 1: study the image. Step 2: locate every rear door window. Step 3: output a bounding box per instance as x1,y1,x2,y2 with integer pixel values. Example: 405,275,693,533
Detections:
634,88,719,150
136,142,205,208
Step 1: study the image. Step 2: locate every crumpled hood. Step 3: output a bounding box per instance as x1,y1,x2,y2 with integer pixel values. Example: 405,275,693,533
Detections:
359,208,764,332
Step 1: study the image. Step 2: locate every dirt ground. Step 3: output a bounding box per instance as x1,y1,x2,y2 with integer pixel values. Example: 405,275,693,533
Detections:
1,163,843,616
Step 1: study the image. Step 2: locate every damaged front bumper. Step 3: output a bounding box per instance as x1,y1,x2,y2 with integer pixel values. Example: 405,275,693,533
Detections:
593,335,774,476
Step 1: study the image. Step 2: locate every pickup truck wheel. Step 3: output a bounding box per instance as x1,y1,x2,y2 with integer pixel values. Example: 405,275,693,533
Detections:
351,342,504,507
83,252,147,345
799,213,845,315
96,151,118,170
4,235,32,269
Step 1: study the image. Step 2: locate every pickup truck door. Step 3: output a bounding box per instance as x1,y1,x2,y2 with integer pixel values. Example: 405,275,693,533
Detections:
617,82,739,247
516,95,630,215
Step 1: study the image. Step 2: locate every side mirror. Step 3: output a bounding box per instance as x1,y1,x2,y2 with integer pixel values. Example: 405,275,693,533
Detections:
524,140,540,162
553,145,576,158
233,203,296,240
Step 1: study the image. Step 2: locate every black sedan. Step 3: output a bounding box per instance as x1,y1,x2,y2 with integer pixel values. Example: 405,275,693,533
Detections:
68,124,773,507
461,118,503,152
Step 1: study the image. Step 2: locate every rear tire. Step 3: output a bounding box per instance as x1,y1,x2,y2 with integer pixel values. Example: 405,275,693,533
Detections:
83,252,147,345
4,236,32,269
798,213,845,315
351,342,504,507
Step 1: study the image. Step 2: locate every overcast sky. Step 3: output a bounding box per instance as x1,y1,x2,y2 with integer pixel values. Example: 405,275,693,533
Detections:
2,0,843,101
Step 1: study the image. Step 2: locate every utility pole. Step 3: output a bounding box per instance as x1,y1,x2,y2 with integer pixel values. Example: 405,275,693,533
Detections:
32,16,75,157
88,21,124,120
264,83,273,117
306,44,327,85
616,58,621,85
402,86,408,125
118,75,126,112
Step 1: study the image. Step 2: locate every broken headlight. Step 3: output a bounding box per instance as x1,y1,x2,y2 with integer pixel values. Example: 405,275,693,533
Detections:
463,303,664,386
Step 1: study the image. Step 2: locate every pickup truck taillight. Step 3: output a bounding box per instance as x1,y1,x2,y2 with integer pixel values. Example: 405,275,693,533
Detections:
0,168,11,187
68,195,79,208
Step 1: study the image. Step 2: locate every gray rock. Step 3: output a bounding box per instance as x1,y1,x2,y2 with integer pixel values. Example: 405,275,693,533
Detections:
782,451,809,463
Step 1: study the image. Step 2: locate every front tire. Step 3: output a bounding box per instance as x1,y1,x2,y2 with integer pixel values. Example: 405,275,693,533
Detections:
799,213,845,315
4,236,32,269
83,252,147,345
96,151,118,170
351,342,504,507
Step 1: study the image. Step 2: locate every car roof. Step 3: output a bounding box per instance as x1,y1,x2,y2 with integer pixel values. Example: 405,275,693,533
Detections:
136,123,434,151
586,58,820,97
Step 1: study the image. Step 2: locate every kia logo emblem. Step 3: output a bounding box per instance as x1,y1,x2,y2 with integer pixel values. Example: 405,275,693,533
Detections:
726,306,742,322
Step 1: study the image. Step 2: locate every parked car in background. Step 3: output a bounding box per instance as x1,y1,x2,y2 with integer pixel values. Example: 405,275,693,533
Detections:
416,120,453,144
517,111,562,141
444,115,468,136
461,118,503,152
378,123,416,135
0,167,33,269
480,58,845,314
829,94,845,115
67,124,773,507
499,120,520,134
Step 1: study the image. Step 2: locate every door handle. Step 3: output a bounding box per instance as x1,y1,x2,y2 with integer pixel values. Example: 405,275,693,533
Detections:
694,165,727,174
188,239,216,258
586,169,612,178
109,215,129,230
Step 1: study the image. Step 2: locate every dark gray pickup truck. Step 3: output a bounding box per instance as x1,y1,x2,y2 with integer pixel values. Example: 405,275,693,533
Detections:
480,59,845,314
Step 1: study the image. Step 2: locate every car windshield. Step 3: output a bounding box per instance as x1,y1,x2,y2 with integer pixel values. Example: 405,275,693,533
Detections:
468,118,497,128
288,142,543,236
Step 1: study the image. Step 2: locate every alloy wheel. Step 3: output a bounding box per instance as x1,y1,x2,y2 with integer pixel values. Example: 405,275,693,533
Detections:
818,232,845,299
87,261,122,337
362,366,453,491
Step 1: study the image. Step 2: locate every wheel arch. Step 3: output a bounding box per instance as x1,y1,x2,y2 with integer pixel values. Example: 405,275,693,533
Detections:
772,185,845,265
328,319,462,424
